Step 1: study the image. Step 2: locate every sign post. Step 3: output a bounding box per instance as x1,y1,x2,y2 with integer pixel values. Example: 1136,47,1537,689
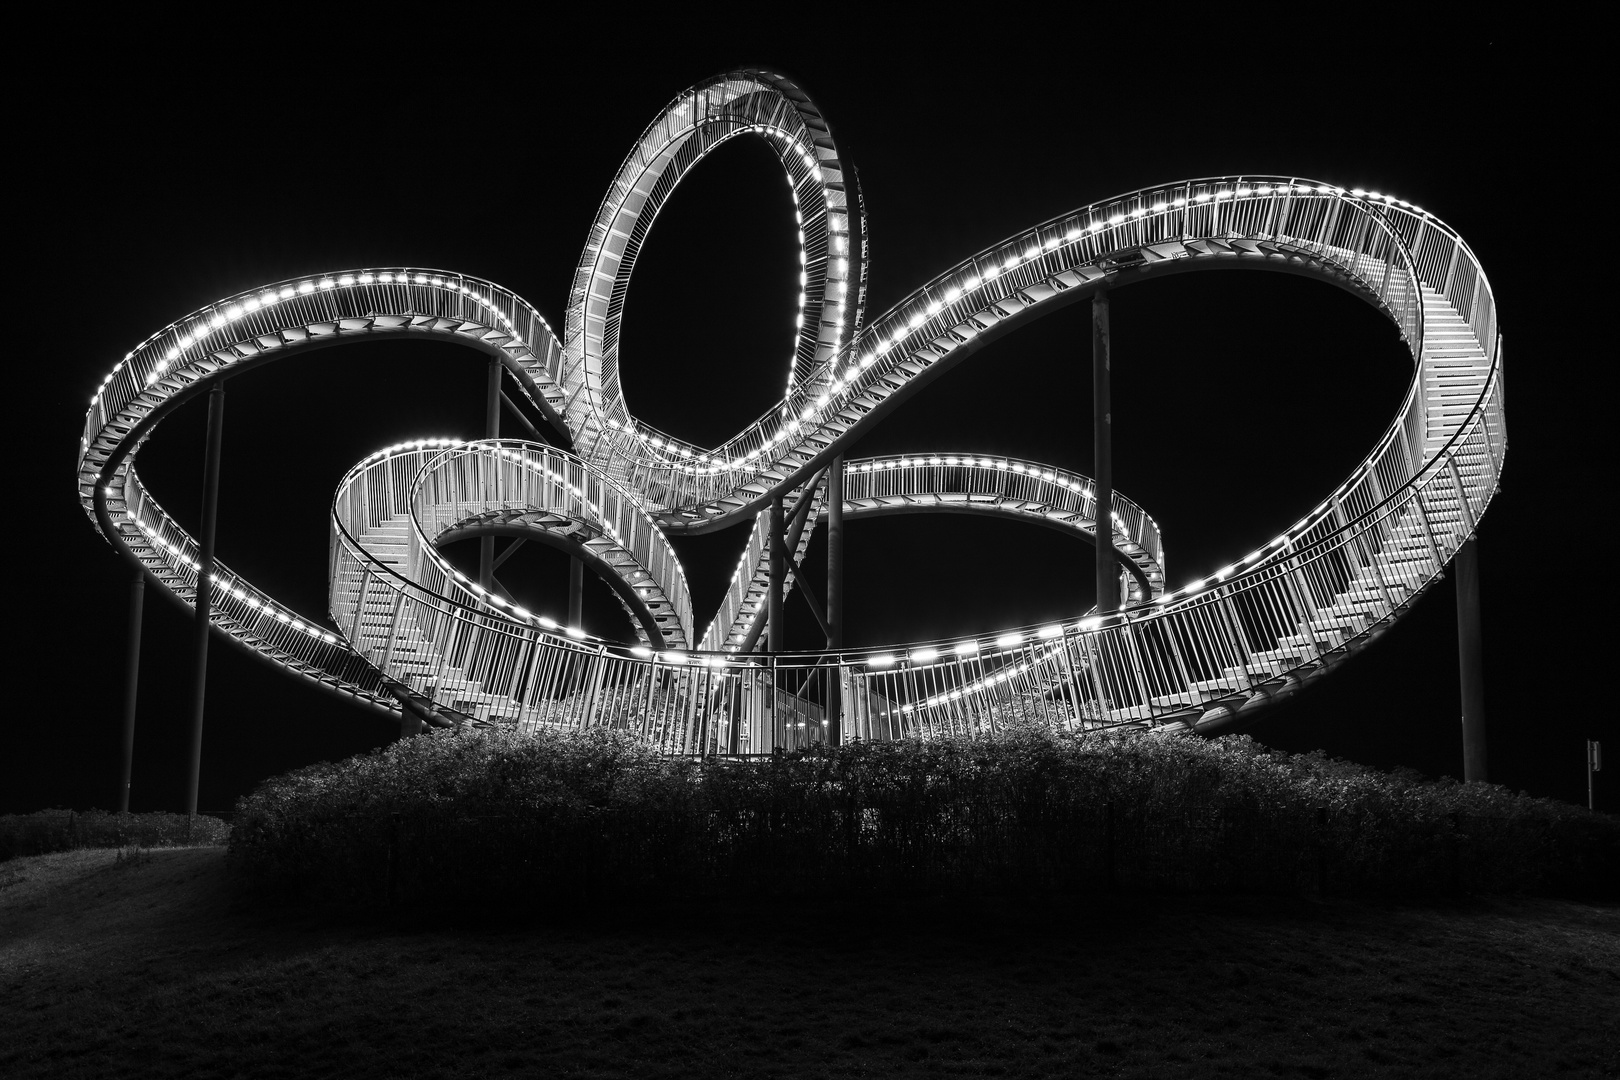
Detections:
1589,740,1602,812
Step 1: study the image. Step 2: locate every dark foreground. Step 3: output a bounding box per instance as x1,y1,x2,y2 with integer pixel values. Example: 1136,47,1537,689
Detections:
2,849,1615,1079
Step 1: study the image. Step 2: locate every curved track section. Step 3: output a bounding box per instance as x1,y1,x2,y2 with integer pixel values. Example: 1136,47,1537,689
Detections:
408,442,694,649
78,272,574,716
79,68,1503,749
698,454,1166,653
565,70,865,483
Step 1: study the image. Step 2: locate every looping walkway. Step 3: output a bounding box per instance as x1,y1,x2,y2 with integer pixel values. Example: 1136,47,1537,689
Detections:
78,69,1503,749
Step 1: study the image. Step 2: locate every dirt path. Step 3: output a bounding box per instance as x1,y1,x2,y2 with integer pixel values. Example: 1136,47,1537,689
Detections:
2,848,1616,1078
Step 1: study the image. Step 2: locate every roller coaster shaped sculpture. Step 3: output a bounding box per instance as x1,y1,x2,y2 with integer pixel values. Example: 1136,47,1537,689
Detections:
78,70,1504,753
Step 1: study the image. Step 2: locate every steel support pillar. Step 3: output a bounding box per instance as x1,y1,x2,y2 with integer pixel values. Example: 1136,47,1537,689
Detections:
118,570,144,813
768,494,786,653
1455,536,1487,782
1093,288,1116,613
480,356,500,591
826,455,844,746
568,556,584,630
185,382,225,818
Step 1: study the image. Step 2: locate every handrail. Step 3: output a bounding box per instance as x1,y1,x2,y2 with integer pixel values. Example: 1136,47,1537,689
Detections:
77,69,1501,750
562,175,1432,524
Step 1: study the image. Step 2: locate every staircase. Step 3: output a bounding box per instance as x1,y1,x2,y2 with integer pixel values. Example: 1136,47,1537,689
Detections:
347,513,530,728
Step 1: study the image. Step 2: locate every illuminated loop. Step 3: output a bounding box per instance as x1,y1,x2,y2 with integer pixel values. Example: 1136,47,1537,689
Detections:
564,70,865,482
77,69,1503,745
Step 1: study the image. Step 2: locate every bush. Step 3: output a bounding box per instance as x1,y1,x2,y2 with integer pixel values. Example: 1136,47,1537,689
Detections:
0,810,232,862
229,727,1620,910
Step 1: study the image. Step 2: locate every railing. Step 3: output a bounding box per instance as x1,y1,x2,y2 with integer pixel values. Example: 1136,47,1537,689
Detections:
79,269,567,498
563,177,1435,529
408,441,695,647
838,452,1164,585
699,477,826,653
697,453,1166,653
565,70,859,476
313,179,1499,747
106,464,394,711
77,71,1499,750
325,353,1499,748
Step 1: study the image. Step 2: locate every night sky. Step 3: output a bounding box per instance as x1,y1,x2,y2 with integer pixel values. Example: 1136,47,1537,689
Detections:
10,21,1607,814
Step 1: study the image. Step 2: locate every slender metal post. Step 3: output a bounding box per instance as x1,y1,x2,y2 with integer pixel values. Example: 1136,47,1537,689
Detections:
568,556,584,630
1589,741,1598,812
185,382,225,818
768,494,786,652
118,570,144,813
1455,537,1487,782
480,356,500,590
826,455,844,746
1093,287,1116,613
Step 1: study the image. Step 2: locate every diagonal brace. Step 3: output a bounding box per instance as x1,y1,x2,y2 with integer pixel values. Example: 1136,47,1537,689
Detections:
737,469,828,655
500,390,545,441
491,536,527,571
778,547,829,639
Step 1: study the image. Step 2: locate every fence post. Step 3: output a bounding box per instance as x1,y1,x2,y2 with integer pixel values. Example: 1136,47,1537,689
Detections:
119,570,144,813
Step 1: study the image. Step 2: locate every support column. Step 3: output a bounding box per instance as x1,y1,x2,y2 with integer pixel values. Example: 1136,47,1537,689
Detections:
768,494,786,653
568,556,584,630
1093,287,1116,613
1455,536,1487,782
118,570,144,813
185,382,226,818
480,356,500,590
826,455,844,746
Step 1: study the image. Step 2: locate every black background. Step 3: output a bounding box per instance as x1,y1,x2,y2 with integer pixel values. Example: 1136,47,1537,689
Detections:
9,17,1607,814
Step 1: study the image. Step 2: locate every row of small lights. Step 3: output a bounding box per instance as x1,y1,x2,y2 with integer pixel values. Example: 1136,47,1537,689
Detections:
664,181,1429,610
783,137,853,400
348,441,691,651
910,653,1048,714
603,120,852,475
340,439,586,645
1140,183,1443,600
359,438,659,554
96,185,1440,695
863,433,1427,676
128,516,338,645
712,454,1159,651
352,437,1457,681
1165,416,1423,605
622,180,1433,664
712,456,1153,650
852,455,1148,528
88,272,551,409
593,182,1427,489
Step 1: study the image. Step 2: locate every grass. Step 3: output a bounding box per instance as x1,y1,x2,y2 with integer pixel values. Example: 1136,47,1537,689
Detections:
0,810,231,861
2,847,1615,1078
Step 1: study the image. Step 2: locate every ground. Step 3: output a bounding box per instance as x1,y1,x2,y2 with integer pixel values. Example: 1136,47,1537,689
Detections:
1,848,1615,1078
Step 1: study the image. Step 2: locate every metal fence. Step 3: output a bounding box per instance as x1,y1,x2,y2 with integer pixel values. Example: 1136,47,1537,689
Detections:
79,168,1501,745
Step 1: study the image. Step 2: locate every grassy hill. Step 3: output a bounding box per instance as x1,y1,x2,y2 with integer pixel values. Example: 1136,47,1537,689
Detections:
2,846,1615,1079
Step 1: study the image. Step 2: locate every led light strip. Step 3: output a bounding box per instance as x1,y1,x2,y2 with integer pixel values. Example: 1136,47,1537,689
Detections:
78,71,1495,743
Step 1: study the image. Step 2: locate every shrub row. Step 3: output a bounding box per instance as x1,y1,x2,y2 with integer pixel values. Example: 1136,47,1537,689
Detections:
229,727,1619,909
0,810,232,862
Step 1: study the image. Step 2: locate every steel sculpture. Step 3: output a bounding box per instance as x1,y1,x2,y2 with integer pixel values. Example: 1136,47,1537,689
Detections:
79,70,1503,758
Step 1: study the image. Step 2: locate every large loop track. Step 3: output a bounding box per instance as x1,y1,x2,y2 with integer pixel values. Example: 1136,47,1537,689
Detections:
78,69,1503,748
